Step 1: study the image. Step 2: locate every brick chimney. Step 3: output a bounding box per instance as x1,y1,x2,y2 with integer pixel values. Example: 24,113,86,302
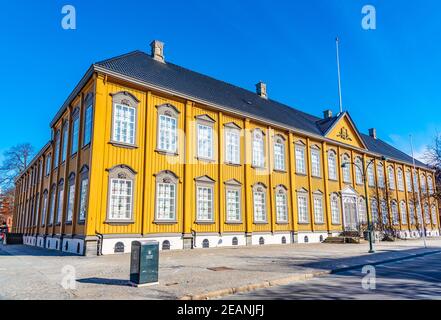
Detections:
150,40,165,63
369,128,377,139
256,81,268,99
323,109,333,119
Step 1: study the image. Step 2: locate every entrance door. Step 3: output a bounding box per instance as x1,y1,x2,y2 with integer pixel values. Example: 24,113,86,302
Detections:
343,197,358,231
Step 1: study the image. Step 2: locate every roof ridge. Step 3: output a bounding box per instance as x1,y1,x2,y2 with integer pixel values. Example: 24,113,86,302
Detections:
95,50,143,66
133,50,322,122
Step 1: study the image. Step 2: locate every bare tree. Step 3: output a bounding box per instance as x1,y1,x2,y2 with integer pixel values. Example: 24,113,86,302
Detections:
0,143,34,189
425,133,441,202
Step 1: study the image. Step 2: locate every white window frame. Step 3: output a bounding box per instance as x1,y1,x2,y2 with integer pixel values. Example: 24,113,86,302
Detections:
252,129,265,168
409,201,416,225
225,179,242,223
56,180,64,224
295,142,306,175
195,175,215,223
328,150,337,180
61,121,69,163
397,168,404,191
381,199,388,225
275,185,288,223
311,146,321,177
313,192,324,224
367,163,375,187
83,101,93,147
355,158,363,185
273,136,286,171
156,104,180,154
388,166,396,190
155,171,178,222
71,109,80,155
377,163,385,188
54,130,60,168
111,92,139,146
297,189,309,224
428,176,434,194
106,165,136,222
400,201,407,225
48,186,56,225
370,197,378,224
66,175,75,223
420,174,427,193
391,201,399,225
196,115,215,161
342,155,351,183
406,170,413,192
41,191,48,226
330,193,341,225
253,184,267,223
224,123,241,165
78,168,89,222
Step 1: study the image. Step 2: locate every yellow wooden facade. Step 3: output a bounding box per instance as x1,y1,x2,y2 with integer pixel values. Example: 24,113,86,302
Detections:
13,53,440,255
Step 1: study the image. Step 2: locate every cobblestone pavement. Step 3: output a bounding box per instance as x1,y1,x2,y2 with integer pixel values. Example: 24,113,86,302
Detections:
1,238,440,300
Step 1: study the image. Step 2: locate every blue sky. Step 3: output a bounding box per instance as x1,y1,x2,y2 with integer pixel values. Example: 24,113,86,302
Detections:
0,0,440,163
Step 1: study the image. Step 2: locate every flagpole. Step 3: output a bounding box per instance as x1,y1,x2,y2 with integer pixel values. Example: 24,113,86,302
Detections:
336,37,343,114
410,134,427,248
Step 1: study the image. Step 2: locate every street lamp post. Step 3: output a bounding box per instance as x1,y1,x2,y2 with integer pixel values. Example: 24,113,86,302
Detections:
341,156,386,254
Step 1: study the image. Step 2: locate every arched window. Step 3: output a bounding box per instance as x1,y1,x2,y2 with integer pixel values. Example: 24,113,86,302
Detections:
274,135,286,171
253,183,267,223
295,141,306,174
41,190,48,226
330,193,341,224
424,203,430,224
400,201,407,225
156,103,179,154
310,145,321,177
281,236,287,244
162,240,171,250
110,91,139,146
313,190,324,224
413,170,419,192
377,162,385,188
319,235,324,242
367,162,375,187
106,165,137,222
252,129,265,168
155,170,178,222
48,184,57,225
342,154,351,183
427,176,434,194
355,157,363,185
304,236,309,243
71,107,80,155
327,150,337,180
388,166,395,190
396,168,404,191
391,201,399,225
408,201,416,225
61,120,69,162
420,174,427,193
406,170,413,192
275,185,288,223
358,197,367,224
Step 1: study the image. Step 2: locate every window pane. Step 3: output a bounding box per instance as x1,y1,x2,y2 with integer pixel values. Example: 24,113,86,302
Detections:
71,117,79,155
197,186,213,221
253,191,266,222
113,104,136,145
295,146,305,174
198,124,213,159
226,189,241,222
276,193,288,222
83,104,93,146
78,177,89,221
158,115,177,153
156,183,176,220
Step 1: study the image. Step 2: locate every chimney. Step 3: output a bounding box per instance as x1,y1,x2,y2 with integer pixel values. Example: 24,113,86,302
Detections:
323,109,333,119
256,81,268,99
150,40,165,63
369,128,377,139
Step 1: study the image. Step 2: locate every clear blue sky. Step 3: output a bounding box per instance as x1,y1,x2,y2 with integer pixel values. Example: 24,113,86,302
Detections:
1,0,440,163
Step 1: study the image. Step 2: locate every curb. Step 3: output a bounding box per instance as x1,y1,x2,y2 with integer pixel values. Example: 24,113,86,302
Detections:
179,249,441,300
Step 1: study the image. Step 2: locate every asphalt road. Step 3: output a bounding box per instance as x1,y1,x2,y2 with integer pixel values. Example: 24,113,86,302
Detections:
224,252,441,300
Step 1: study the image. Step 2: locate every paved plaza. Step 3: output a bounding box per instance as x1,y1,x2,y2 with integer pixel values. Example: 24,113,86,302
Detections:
1,238,440,300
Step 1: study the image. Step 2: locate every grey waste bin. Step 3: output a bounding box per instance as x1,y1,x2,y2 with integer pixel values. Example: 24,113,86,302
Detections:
129,240,159,287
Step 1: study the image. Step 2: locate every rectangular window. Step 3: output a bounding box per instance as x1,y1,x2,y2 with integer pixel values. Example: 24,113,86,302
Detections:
253,191,266,222
156,183,176,220
56,187,64,224
343,160,351,183
71,116,79,155
83,104,93,146
297,194,308,223
314,197,324,223
406,171,412,192
113,104,136,145
377,166,385,188
66,184,75,222
41,193,48,226
62,124,68,163
274,142,285,171
197,124,213,159
54,133,60,168
371,199,378,223
45,155,51,176
275,193,288,223
225,129,240,164
331,196,340,224
226,189,241,222
109,179,133,220
252,132,265,168
158,115,177,153
311,148,321,177
295,145,306,174
196,186,213,221
48,191,56,225
328,153,337,180
78,177,89,221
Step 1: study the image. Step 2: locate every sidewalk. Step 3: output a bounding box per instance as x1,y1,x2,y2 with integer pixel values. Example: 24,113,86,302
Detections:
1,238,440,300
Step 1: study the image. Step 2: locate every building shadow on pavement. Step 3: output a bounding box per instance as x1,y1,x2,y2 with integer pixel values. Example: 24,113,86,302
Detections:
0,244,79,257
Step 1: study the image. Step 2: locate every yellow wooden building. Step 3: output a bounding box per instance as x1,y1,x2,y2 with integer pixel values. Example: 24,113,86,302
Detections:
14,40,439,255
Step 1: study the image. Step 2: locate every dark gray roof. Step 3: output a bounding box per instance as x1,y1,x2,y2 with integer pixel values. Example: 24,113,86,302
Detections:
95,50,430,169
